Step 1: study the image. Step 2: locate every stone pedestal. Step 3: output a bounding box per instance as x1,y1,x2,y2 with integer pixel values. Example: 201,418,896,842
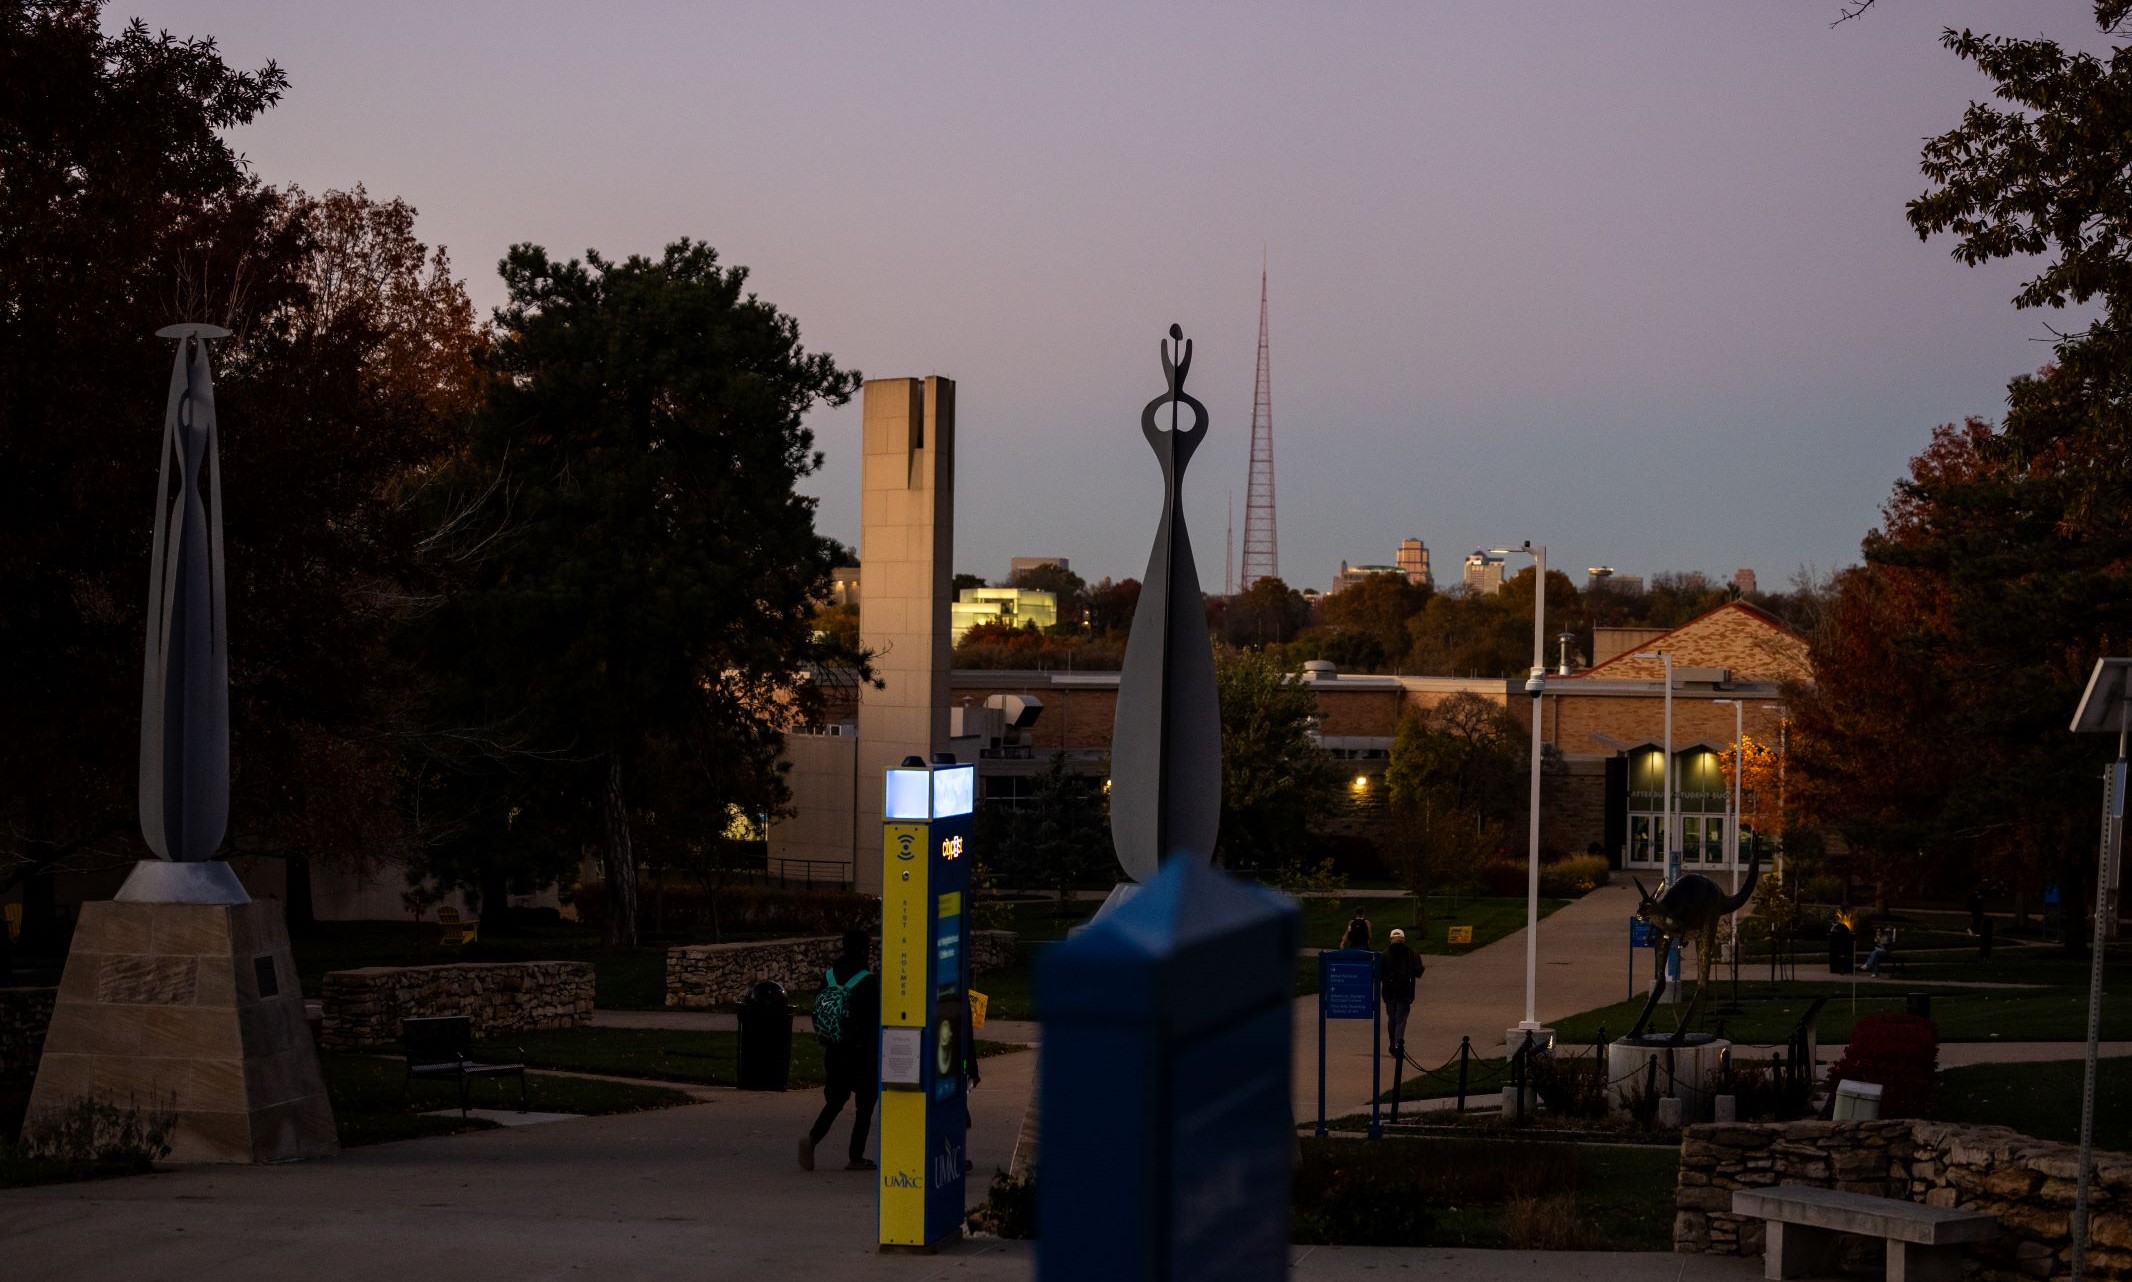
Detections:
1606,1035,1729,1122
27,897,337,1163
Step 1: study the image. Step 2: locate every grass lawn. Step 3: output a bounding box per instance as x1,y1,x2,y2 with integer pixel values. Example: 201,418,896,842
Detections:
466,1026,1019,1089
1936,1058,2132,1151
1380,1055,1513,1102
1290,1135,1676,1250
323,1052,694,1147
982,893,1568,1019
474,1027,828,1088
1547,977,2130,1046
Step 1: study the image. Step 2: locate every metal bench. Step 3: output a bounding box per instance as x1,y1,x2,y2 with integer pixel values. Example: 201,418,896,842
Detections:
1733,1184,1995,1282
402,1015,527,1116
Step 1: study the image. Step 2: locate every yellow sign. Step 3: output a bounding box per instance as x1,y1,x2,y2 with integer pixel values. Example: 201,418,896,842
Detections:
1447,925,1474,945
882,822,929,1028
937,891,962,919
968,990,988,1029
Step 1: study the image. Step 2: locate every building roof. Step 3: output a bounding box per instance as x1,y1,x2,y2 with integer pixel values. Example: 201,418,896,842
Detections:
1573,600,1810,685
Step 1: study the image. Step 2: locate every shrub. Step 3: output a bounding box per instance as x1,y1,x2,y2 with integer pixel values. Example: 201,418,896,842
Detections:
967,1169,1037,1239
572,882,879,941
1480,855,1608,899
12,1095,175,1169
1504,1194,1590,1249
1479,860,1527,898
1539,854,1609,897
1824,1013,1938,1118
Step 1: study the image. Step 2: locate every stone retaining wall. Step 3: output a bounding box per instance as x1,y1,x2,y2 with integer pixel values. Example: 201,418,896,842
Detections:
666,930,1016,1009
320,961,594,1051
1677,1118,2132,1280
0,987,56,1085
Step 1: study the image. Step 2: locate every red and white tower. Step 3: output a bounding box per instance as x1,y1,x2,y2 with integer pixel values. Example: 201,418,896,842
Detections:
1239,265,1278,588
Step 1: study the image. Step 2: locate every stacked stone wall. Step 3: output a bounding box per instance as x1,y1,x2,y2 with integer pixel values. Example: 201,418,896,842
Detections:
1677,1118,2132,1280
666,930,1016,1009
0,987,56,1085
320,961,594,1051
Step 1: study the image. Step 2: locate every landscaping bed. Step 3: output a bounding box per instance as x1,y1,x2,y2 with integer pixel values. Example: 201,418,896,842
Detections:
323,1052,694,1147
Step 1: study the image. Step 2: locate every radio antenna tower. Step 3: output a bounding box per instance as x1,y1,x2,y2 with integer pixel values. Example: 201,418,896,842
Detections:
1240,262,1278,588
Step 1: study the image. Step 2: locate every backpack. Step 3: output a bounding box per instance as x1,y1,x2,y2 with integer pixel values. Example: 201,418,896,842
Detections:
813,966,869,1046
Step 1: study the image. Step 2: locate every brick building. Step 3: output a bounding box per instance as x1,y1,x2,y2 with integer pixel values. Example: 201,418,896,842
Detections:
769,600,1808,883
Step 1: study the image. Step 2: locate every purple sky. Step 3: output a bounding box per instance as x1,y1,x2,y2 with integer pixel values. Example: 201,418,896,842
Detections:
121,2,2107,592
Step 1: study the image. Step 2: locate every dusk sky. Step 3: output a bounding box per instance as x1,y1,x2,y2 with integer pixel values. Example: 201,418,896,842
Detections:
122,1,2107,593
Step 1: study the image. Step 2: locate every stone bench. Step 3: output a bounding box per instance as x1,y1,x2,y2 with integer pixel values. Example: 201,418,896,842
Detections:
1732,1184,1995,1282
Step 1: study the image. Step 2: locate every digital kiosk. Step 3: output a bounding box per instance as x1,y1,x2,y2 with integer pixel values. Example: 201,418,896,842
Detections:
879,755,973,1251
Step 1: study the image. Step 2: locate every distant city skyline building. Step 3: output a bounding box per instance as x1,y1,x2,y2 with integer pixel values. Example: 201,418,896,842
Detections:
1330,561,1403,594
1397,537,1431,588
1732,567,1757,595
1587,566,1646,595
1463,550,1505,595
1008,555,1068,582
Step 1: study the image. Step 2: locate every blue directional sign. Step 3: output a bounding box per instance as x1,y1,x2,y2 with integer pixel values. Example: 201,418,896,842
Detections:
1320,950,1377,1020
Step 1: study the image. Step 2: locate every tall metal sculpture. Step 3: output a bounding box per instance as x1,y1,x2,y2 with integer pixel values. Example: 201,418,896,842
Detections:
121,322,247,904
1109,325,1221,884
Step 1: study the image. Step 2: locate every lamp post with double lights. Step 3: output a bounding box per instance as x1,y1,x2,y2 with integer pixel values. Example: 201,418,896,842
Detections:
1761,704,1787,877
1488,543,1548,1037
1712,697,1745,962
1634,650,1678,1000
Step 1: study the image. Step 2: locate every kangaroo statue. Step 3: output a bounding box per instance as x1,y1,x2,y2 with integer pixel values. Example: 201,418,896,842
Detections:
1626,842,1763,1043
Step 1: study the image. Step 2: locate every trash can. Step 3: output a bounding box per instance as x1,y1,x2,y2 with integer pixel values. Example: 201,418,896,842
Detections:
1906,992,1932,1019
1828,922,1854,975
737,979,793,1091
1832,1079,1883,1121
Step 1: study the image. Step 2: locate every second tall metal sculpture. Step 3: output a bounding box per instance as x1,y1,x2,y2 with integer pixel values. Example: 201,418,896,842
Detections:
122,321,247,904
1110,325,1221,884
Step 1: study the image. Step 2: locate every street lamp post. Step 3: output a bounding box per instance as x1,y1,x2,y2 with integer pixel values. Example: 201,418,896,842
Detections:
1713,697,1745,959
1490,543,1548,1035
1634,650,1677,1000
1761,703,1786,878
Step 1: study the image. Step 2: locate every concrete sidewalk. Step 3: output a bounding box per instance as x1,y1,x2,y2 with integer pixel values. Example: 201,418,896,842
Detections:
0,1043,1756,1282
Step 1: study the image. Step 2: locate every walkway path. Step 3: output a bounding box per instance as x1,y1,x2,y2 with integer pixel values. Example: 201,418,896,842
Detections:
1301,880,1645,1116
0,1044,1758,1282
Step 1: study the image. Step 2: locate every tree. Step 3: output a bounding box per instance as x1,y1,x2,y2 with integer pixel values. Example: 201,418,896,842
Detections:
407,241,859,946
1224,576,1310,647
1385,694,1526,917
989,755,1110,906
1787,1,2132,915
1085,576,1141,636
0,4,481,958
1317,574,1431,671
1214,650,1336,870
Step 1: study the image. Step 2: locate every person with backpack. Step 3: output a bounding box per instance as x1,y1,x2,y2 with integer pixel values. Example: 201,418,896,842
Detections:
1340,911,1372,951
800,929,880,1172
1380,927,1424,1058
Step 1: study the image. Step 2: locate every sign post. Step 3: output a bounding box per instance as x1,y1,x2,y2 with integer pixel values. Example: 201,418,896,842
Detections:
1316,949,1381,1140
1628,916,1655,1002
879,757,974,1253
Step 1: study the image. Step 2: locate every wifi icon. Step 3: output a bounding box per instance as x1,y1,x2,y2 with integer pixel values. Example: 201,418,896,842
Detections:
896,833,916,861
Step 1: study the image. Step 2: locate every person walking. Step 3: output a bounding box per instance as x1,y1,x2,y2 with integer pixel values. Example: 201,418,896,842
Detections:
800,929,880,1172
1341,910,1372,951
1380,927,1423,1058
